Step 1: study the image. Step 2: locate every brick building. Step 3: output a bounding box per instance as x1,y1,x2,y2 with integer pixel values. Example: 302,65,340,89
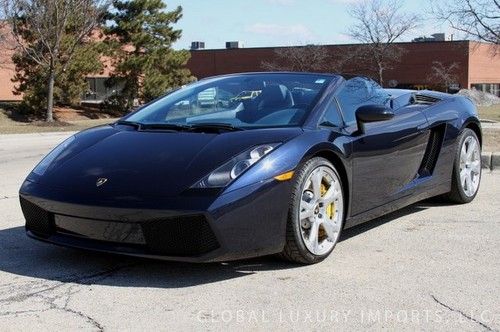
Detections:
1,36,499,101
187,41,500,96
0,25,114,103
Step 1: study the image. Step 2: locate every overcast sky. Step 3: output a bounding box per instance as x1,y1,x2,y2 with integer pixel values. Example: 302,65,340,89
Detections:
166,0,453,50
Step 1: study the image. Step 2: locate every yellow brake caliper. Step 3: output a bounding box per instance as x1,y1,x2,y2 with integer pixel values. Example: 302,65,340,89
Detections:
321,182,335,219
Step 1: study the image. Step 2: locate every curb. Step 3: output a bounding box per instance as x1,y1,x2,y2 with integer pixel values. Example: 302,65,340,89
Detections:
492,152,500,170
482,152,500,170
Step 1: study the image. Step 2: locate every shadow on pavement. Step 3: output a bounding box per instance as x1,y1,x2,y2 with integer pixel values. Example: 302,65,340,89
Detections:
0,200,441,288
0,226,303,289
340,203,429,241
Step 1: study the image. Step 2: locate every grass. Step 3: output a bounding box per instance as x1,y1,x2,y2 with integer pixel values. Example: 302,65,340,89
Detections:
478,105,500,122
0,103,119,134
475,106,500,152
0,117,118,134
482,128,500,152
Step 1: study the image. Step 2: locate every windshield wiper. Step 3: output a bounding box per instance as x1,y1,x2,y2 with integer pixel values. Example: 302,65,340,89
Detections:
139,123,192,131
188,123,244,132
115,120,142,129
117,121,243,133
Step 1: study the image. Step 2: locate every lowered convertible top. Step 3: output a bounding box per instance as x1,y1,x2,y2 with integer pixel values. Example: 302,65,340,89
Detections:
384,88,460,109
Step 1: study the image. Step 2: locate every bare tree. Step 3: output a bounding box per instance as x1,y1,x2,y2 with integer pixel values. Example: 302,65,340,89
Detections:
432,0,499,53
0,20,21,72
0,20,12,69
2,0,108,121
346,0,420,86
261,45,342,72
0,19,5,42
427,61,460,92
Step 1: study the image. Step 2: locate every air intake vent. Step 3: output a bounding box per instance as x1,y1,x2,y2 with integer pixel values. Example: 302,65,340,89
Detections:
20,197,54,237
414,94,441,105
142,215,219,256
226,41,243,49
418,125,446,177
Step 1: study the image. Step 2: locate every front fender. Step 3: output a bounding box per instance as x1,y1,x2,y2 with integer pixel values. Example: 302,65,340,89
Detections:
223,129,352,194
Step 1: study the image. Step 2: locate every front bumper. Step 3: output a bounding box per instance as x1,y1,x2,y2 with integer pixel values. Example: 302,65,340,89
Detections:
19,178,293,262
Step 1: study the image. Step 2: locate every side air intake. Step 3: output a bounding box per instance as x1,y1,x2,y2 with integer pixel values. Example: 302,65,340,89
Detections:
414,94,441,105
418,125,446,177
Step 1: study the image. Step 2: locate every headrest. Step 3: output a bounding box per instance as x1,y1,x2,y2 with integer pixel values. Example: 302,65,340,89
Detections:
258,84,293,110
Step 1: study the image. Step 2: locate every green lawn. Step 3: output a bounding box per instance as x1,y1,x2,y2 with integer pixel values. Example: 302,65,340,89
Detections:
0,109,118,134
478,105,500,122
0,118,118,134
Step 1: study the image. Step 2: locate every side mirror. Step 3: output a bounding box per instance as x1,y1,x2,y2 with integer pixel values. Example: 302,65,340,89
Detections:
355,104,394,133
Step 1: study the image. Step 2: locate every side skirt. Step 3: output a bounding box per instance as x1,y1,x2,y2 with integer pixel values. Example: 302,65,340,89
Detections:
343,181,451,229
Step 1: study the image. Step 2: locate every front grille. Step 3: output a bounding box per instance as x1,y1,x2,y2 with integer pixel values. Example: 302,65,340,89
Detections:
141,215,219,256
20,197,219,257
20,197,54,237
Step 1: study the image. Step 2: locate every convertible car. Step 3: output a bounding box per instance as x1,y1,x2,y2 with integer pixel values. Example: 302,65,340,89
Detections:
19,72,482,264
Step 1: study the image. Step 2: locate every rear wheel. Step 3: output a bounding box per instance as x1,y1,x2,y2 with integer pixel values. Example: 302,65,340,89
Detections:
444,128,481,203
279,157,345,264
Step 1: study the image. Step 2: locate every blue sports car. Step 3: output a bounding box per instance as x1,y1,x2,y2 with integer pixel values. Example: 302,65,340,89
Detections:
19,73,482,264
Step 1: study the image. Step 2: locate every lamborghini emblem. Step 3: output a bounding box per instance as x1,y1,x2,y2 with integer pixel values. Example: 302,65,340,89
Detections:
96,178,108,187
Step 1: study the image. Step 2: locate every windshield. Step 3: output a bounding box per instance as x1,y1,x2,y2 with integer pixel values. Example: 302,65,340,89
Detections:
124,73,334,129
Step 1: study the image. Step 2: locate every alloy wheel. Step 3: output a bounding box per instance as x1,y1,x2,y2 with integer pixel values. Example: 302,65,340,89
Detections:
299,166,344,255
459,135,481,197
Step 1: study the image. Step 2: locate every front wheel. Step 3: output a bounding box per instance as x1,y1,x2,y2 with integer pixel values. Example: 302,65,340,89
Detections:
444,128,481,203
279,157,345,264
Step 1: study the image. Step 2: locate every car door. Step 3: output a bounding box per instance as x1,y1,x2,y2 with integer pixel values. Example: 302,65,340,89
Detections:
337,77,429,216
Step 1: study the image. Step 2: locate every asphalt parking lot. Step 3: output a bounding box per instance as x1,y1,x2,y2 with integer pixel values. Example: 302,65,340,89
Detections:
0,132,499,331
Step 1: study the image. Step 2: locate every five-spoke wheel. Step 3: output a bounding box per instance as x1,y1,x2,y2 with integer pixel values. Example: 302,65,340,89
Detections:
299,166,343,256
280,157,345,264
459,135,481,197
445,128,481,203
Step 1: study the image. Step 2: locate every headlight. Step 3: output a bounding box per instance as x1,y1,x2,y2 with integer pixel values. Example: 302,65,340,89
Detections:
32,135,75,176
192,143,279,188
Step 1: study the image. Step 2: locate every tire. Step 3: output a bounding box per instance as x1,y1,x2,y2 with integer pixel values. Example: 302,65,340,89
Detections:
443,128,482,204
279,157,345,264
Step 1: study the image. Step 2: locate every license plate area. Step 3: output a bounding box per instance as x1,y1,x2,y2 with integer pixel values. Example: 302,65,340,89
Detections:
54,215,146,245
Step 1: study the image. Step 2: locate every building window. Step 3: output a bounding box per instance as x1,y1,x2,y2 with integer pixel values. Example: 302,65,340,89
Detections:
471,83,500,97
82,77,122,102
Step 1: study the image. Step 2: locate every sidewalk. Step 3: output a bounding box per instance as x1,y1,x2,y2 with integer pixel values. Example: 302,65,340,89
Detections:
481,121,500,170
481,122,500,130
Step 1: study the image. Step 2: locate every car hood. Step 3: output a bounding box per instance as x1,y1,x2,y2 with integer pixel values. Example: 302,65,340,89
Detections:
33,125,302,197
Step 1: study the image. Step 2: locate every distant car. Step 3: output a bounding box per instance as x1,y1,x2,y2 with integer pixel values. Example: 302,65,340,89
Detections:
20,72,482,264
231,90,261,102
197,87,217,107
